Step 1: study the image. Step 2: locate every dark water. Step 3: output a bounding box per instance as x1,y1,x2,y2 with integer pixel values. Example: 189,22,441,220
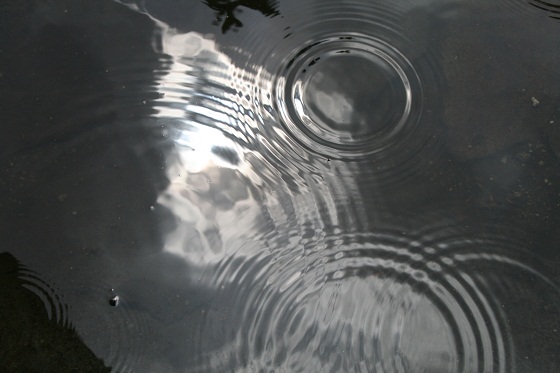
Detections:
1,0,559,372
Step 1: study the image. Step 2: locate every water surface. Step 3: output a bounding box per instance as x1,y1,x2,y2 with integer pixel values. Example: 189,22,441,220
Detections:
1,0,559,372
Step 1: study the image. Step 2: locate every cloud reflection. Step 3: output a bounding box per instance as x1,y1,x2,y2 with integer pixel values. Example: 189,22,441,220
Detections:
150,26,272,266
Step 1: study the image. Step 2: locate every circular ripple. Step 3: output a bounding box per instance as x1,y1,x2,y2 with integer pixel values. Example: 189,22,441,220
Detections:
275,35,421,159
195,234,510,372
18,267,70,327
496,0,560,19
191,222,560,372
529,0,560,19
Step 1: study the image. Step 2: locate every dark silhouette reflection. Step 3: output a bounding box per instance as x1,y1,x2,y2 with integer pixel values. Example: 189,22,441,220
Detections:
203,0,280,33
211,145,241,166
0,253,111,372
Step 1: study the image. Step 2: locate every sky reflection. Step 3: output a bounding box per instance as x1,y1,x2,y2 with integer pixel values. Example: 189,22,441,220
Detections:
148,26,270,266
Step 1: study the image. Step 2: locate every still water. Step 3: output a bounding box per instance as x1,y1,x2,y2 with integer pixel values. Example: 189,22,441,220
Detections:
1,0,559,372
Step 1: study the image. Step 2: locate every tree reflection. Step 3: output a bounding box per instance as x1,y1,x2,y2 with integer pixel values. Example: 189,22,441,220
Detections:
203,0,280,33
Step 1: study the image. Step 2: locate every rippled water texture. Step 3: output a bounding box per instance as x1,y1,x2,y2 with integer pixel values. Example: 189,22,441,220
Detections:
1,0,560,372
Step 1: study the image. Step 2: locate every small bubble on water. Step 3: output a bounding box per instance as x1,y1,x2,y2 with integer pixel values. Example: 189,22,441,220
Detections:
109,295,120,307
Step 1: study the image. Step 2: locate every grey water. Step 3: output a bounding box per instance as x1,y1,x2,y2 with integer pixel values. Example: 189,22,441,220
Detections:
1,0,559,372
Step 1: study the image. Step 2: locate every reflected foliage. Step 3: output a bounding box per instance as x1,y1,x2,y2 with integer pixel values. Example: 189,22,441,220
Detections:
203,0,280,33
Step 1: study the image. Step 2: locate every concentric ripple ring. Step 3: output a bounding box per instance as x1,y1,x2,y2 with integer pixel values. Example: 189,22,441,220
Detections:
274,34,422,159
